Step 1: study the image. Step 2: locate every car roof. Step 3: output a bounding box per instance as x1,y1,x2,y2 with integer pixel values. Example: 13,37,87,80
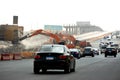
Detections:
41,44,65,47
70,48,79,50
92,48,98,50
106,47,115,49
85,47,92,49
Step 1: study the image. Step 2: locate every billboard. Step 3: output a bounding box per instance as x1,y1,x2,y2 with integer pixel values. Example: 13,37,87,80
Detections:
44,25,63,32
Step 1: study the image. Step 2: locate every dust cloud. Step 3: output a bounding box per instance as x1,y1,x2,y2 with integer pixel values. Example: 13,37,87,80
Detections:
20,34,50,49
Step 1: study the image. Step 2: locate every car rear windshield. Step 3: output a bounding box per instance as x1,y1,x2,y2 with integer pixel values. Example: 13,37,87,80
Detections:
70,49,78,52
39,46,64,53
106,48,114,51
85,48,91,51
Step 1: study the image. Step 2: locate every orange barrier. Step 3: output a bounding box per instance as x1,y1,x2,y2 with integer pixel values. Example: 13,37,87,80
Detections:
1,52,35,60
13,53,22,60
0,54,1,61
1,54,11,60
10,54,13,60
21,52,35,58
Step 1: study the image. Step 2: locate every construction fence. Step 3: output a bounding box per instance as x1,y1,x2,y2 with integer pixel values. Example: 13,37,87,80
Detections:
0,43,37,61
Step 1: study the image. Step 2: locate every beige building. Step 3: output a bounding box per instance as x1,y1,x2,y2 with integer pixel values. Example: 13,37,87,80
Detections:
0,24,23,43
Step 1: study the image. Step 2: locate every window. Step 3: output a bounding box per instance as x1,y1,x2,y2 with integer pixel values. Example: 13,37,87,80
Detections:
39,45,64,53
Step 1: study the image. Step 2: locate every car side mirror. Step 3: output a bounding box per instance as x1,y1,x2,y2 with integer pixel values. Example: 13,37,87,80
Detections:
67,51,70,53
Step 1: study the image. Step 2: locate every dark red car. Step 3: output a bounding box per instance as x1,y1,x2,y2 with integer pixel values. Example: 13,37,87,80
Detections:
105,47,117,57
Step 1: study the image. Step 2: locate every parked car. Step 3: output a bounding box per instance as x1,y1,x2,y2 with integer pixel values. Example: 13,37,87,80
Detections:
33,44,76,74
69,48,82,59
104,47,117,57
83,47,94,57
92,48,99,55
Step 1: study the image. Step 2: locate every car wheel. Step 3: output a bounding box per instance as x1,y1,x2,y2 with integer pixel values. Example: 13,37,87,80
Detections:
114,55,116,57
71,67,75,72
105,54,107,57
42,68,47,73
97,53,99,55
33,68,39,74
71,61,75,72
64,65,71,73
92,54,94,57
77,54,81,59
83,55,85,57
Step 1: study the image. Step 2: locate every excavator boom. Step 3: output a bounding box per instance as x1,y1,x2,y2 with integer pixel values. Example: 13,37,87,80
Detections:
19,29,76,48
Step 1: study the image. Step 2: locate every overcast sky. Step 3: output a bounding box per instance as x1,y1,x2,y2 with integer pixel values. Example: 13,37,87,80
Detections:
0,0,120,31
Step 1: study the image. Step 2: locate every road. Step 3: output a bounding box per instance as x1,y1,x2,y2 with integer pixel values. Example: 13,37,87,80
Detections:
0,53,120,80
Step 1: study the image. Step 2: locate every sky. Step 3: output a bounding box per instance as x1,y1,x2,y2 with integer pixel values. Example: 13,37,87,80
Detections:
0,0,120,31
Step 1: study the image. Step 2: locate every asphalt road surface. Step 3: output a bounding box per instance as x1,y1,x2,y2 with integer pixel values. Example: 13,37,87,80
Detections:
0,53,120,80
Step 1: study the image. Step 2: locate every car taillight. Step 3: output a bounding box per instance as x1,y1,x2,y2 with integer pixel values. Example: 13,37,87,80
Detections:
59,55,67,59
75,52,78,54
34,55,41,59
112,49,116,51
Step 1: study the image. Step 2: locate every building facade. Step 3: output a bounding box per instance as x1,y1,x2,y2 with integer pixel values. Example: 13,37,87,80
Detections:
0,24,23,43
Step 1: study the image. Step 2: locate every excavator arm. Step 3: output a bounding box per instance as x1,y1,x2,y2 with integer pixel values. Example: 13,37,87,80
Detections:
19,29,76,48
19,29,61,43
30,29,61,43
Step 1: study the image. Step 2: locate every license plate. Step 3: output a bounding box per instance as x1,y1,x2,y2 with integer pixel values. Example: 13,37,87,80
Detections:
46,57,54,60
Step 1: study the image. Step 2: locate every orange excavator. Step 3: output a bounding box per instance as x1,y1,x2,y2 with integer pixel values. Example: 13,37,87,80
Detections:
19,29,76,48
